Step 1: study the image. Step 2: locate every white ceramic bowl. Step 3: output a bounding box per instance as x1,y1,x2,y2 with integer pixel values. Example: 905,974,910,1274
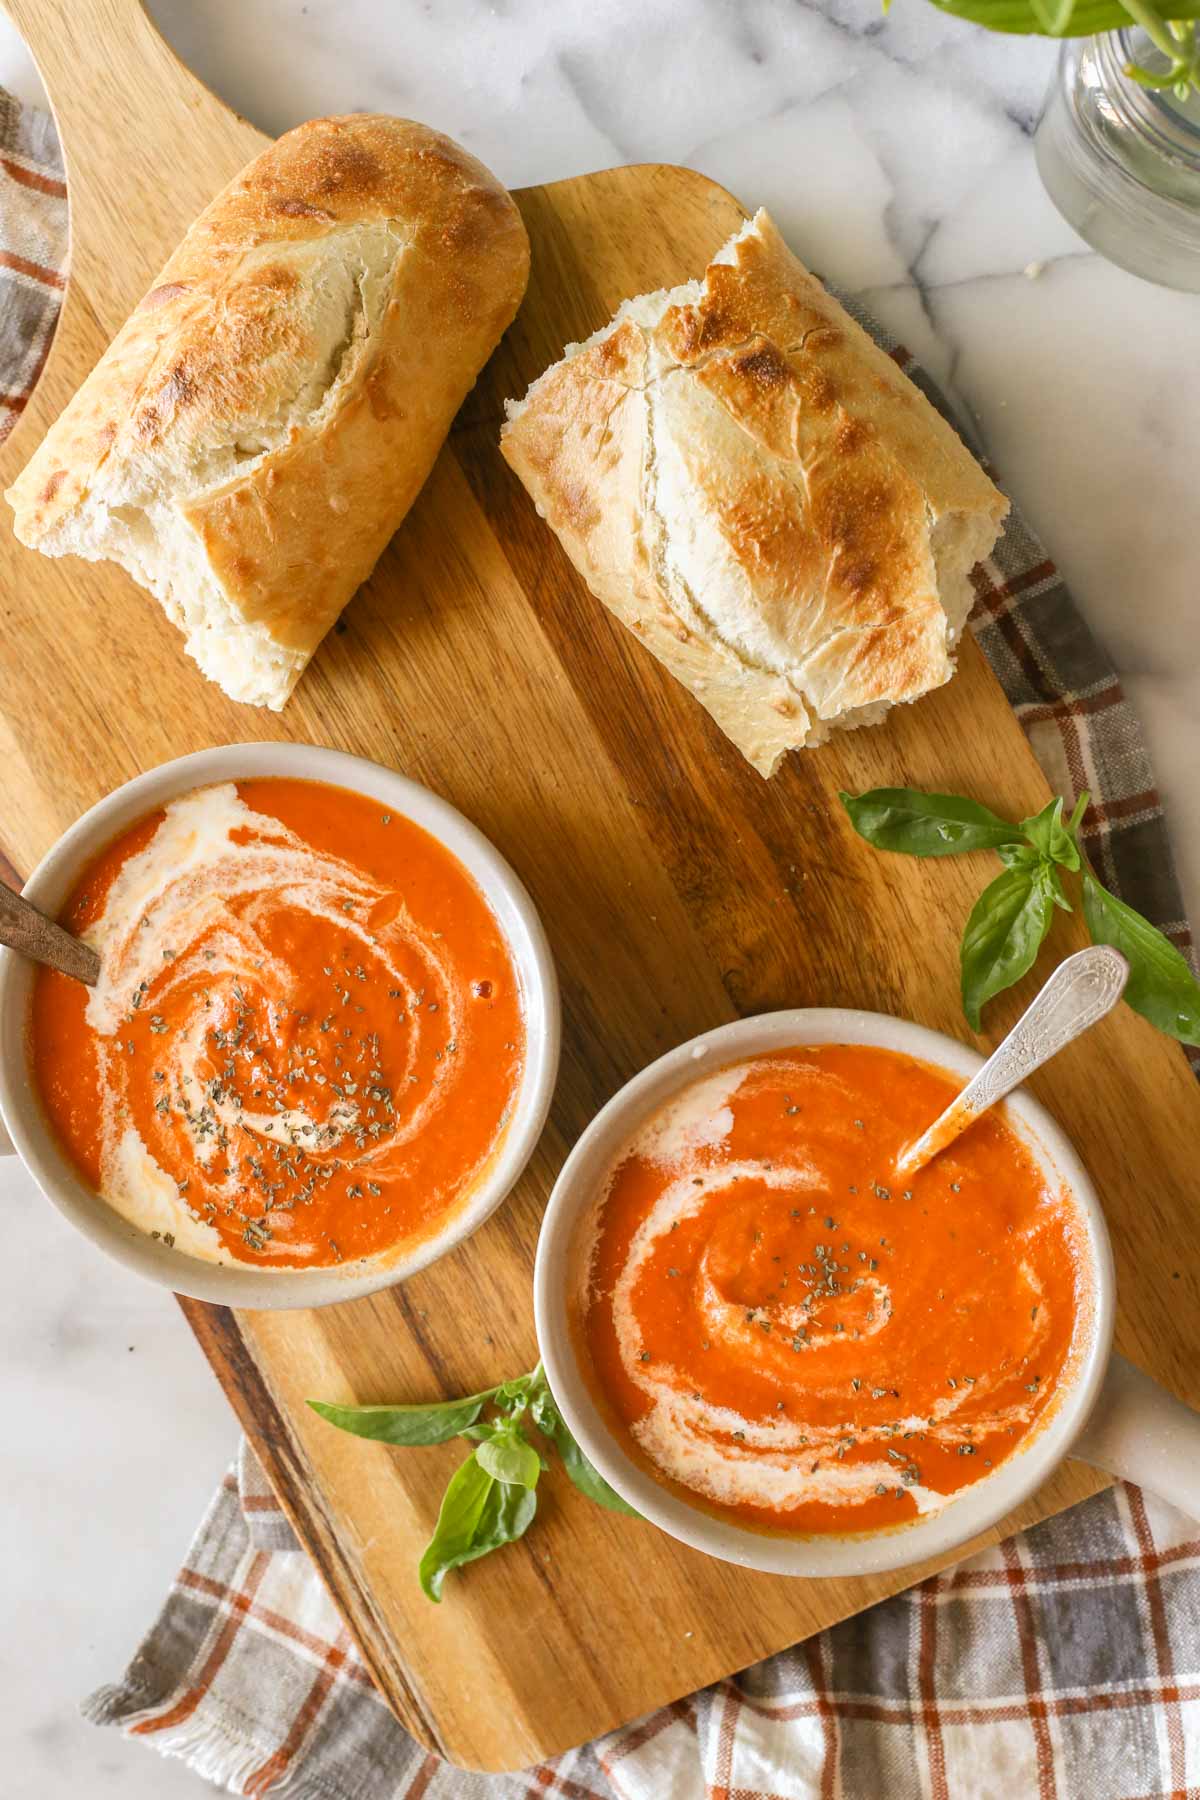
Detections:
535,1008,1200,1578
0,744,560,1309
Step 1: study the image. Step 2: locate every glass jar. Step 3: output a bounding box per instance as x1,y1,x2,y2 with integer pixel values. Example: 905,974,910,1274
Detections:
1035,28,1200,290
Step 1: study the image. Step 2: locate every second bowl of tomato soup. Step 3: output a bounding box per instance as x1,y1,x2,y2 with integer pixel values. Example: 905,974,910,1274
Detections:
535,1009,1119,1578
1,745,559,1308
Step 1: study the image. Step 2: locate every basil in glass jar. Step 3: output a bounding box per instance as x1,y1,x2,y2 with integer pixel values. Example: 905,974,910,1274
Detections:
1035,27,1200,289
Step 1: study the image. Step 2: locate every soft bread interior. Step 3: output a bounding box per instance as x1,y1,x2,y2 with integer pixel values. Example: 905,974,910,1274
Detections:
36,223,405,708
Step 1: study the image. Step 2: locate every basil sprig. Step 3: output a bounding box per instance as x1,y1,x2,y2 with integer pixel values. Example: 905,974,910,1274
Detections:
840,785,1200,1044
838,789,1021,857
310,1362,636,1602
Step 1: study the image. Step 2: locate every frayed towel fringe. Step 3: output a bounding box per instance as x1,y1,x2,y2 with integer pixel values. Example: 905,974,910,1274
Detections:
81,1683,331,1799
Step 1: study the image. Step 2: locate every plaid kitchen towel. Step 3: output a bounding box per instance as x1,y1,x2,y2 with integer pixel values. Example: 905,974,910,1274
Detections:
84,1454,1200,1800
0,90,66,447
4,85,1198,1800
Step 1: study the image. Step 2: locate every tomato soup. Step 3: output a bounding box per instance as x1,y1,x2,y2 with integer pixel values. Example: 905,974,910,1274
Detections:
579,1045,1089,1537
31,779,525,1271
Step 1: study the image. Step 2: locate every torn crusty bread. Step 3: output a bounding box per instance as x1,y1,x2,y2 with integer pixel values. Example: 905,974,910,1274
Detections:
6,115,530,709
500,210,1007,776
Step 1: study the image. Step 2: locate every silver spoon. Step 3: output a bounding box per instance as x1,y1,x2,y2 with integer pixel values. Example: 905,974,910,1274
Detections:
0,882,100,985
895,945,1129,1180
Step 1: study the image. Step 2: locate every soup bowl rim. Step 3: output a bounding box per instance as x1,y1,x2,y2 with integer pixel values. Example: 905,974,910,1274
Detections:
533,1006,1114,1579
0,742,560,1310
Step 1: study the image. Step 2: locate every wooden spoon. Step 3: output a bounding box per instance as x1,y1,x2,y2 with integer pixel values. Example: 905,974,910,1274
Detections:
0,882,101,985
896,945,1129,1179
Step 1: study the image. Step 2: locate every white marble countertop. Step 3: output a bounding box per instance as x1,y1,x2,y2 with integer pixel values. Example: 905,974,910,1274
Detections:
1,2,1197,1794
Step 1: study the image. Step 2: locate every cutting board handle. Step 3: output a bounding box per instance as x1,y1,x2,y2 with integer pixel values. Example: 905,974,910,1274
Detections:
2,0,263,305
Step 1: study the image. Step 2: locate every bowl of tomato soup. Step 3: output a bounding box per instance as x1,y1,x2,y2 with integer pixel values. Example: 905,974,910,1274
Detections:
535,1008,1161,1578
0,745,559,1308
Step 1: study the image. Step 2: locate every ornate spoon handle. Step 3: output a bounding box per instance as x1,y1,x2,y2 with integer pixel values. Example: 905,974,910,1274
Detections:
896,946,1128,1178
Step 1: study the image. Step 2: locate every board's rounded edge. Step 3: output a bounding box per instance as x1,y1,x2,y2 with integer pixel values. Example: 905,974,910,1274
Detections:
522,158,750,226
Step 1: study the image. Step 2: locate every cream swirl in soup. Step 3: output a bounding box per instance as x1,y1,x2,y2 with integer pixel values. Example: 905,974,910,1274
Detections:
579,1046,1088,1536
31,779,524,1270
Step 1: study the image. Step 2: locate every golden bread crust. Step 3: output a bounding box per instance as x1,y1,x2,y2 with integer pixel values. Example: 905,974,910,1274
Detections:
501,211,1006,774
7,115,530,701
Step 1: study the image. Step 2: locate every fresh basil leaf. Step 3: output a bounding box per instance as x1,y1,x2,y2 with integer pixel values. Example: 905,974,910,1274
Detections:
1082,872,1200,1045
418,1454,496,1601
496,1374,534,1400
926,0,1200,37
529,1386,561,1439
1028,0,1076,32
1045,863,1073,914
1020,796,1080,871
308,1392,489,1446
553,1422,640,1516
419,1459,537,1603
473,1478,538,1564
495,1377,534,1418
960,862,1056,1030
486,1477,538,1541
476,1430,542,1489
998,842,1041,868
840,788,1023,857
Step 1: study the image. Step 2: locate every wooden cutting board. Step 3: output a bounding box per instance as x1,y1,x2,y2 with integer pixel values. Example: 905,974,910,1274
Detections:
5,0,1200,1773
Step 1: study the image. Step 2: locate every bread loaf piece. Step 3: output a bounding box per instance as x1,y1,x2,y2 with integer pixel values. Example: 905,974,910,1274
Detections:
501,211,1007,776
6,115,530,709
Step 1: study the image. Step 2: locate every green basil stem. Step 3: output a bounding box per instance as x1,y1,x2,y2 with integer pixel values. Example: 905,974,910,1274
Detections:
1118,0,1199,81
